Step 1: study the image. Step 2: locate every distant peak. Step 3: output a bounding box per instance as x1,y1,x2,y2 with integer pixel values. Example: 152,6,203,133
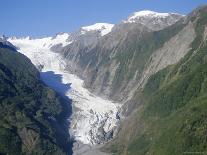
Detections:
124,10,184,23
81,23,114,36
132,10,169,16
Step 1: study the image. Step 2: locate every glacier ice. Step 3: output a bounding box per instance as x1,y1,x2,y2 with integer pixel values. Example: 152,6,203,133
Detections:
8,35,121,145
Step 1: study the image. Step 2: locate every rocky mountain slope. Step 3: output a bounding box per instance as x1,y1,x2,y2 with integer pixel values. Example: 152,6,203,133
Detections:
0,41,72,155
104,5,207,155
60,10,184,107
57,6,207,155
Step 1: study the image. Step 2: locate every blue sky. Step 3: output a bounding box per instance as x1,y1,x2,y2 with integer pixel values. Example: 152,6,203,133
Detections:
1,0,207,37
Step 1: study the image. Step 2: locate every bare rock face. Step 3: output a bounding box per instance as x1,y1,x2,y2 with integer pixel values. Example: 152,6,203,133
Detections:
60,11,185,105
125,21,196,103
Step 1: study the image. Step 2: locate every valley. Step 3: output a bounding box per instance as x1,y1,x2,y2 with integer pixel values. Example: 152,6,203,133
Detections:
1,4,207,155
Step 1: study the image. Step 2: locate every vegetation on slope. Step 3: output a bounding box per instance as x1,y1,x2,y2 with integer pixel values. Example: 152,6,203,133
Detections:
127,7,207,155
109,6,207,155
0,46,72,155
111,21,185,93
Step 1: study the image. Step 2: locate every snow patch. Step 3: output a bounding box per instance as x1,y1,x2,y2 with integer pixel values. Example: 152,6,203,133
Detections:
81,23,114,36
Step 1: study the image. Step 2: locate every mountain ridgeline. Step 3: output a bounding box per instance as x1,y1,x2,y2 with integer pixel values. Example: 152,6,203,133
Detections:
0,43,72,154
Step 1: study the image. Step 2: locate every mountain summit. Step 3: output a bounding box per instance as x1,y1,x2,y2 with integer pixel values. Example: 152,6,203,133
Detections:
125,10,184,23
122,10,184,31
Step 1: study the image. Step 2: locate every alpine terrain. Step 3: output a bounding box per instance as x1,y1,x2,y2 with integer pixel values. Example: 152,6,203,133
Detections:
1,4,207,155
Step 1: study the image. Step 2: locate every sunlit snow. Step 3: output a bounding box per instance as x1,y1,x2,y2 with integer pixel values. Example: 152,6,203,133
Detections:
81,23,114,36
124,10,184,23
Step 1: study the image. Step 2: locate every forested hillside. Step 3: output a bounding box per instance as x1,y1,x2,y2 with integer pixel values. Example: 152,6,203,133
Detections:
0,45,72,155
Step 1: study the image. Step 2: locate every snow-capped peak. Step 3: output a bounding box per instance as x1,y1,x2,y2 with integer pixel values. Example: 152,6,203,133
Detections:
124,10,184,23
81,23,114,36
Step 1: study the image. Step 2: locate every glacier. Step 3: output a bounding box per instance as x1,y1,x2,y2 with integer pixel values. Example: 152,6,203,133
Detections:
8,34,121,147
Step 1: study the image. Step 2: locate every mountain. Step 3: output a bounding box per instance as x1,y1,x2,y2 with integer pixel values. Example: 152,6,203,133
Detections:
4,6,207,155
57,7,207,155
60,10,184,104
0,41,72,155
8,10,184,149
7,9,185,154
103,5,207,155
